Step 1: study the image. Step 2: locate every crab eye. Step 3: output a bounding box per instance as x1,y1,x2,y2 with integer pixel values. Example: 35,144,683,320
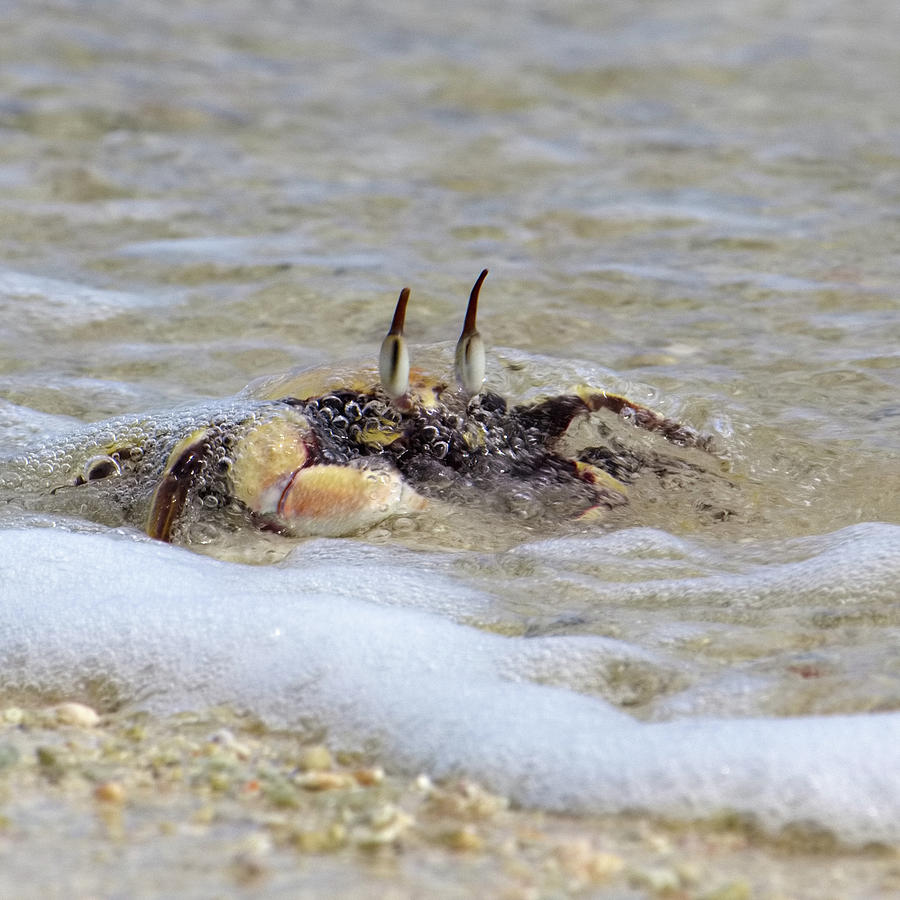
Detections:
80,454,123,483
455,269,488,397
379,286,411,404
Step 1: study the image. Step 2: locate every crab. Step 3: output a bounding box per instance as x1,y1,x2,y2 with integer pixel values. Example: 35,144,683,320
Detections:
2,271,724,544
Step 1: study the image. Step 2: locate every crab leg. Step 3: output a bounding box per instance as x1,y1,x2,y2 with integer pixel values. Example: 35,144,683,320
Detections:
513,389,712,452
455,269,488,397
576,389,712,450
379,287,411,405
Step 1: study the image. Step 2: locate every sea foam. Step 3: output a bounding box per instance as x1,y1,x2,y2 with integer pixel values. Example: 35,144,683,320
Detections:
1,524,899,844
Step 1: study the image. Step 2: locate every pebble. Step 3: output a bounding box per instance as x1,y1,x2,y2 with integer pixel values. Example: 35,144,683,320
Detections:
630,866,681,894
236,832,273,858
644,832,673,855
2,707,24,725
261,777,299,809
192,805,216,825
676,861,703,886
554,839,625,886
413,773,433,792
207,728,251,759
36,746,60,769
702,880,752,900
291,823,347,853
440,825,484,852
54,702,100,728
294,770,354,791
587,851,625,882
298,744,333,772
94,781,126,804
353,766,384,786
428,779,508,819
352,804,414,846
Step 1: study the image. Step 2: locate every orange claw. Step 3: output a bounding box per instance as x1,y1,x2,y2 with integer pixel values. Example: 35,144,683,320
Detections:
275,464,426,536
229,413,425,537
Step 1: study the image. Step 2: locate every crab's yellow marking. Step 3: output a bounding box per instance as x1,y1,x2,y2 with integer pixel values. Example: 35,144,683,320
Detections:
573,460,629,497
573,461,629,523
249,365,444,411
575,385,631,411
229,413,312,516
357,427,403,448
575,506,608,523
462,427,487,451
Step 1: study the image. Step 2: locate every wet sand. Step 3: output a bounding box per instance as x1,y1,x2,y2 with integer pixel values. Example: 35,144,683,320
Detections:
1,704,898,899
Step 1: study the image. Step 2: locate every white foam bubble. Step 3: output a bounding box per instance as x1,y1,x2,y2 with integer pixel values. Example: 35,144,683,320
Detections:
2,523,900,843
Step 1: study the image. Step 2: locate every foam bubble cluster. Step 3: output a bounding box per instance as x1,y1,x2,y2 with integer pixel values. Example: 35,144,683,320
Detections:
2,523,900,844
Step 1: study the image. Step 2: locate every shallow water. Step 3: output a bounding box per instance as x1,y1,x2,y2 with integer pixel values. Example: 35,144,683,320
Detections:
1,0,900,850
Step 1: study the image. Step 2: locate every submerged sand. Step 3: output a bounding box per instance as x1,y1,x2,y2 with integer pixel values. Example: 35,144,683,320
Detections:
1,704,897,899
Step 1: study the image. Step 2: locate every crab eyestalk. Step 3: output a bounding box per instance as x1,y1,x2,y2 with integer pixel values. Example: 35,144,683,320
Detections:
455,269,488,398
379,287,411,406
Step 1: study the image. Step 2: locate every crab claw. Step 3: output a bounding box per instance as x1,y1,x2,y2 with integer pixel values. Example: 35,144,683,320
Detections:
455,269,487,397
146,428,214,542
265,462,425,536
229,413,425,537
379,287,411,405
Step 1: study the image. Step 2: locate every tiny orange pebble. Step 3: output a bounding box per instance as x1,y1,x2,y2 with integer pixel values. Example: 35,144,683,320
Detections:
353,767,384,786
94,781,126,804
